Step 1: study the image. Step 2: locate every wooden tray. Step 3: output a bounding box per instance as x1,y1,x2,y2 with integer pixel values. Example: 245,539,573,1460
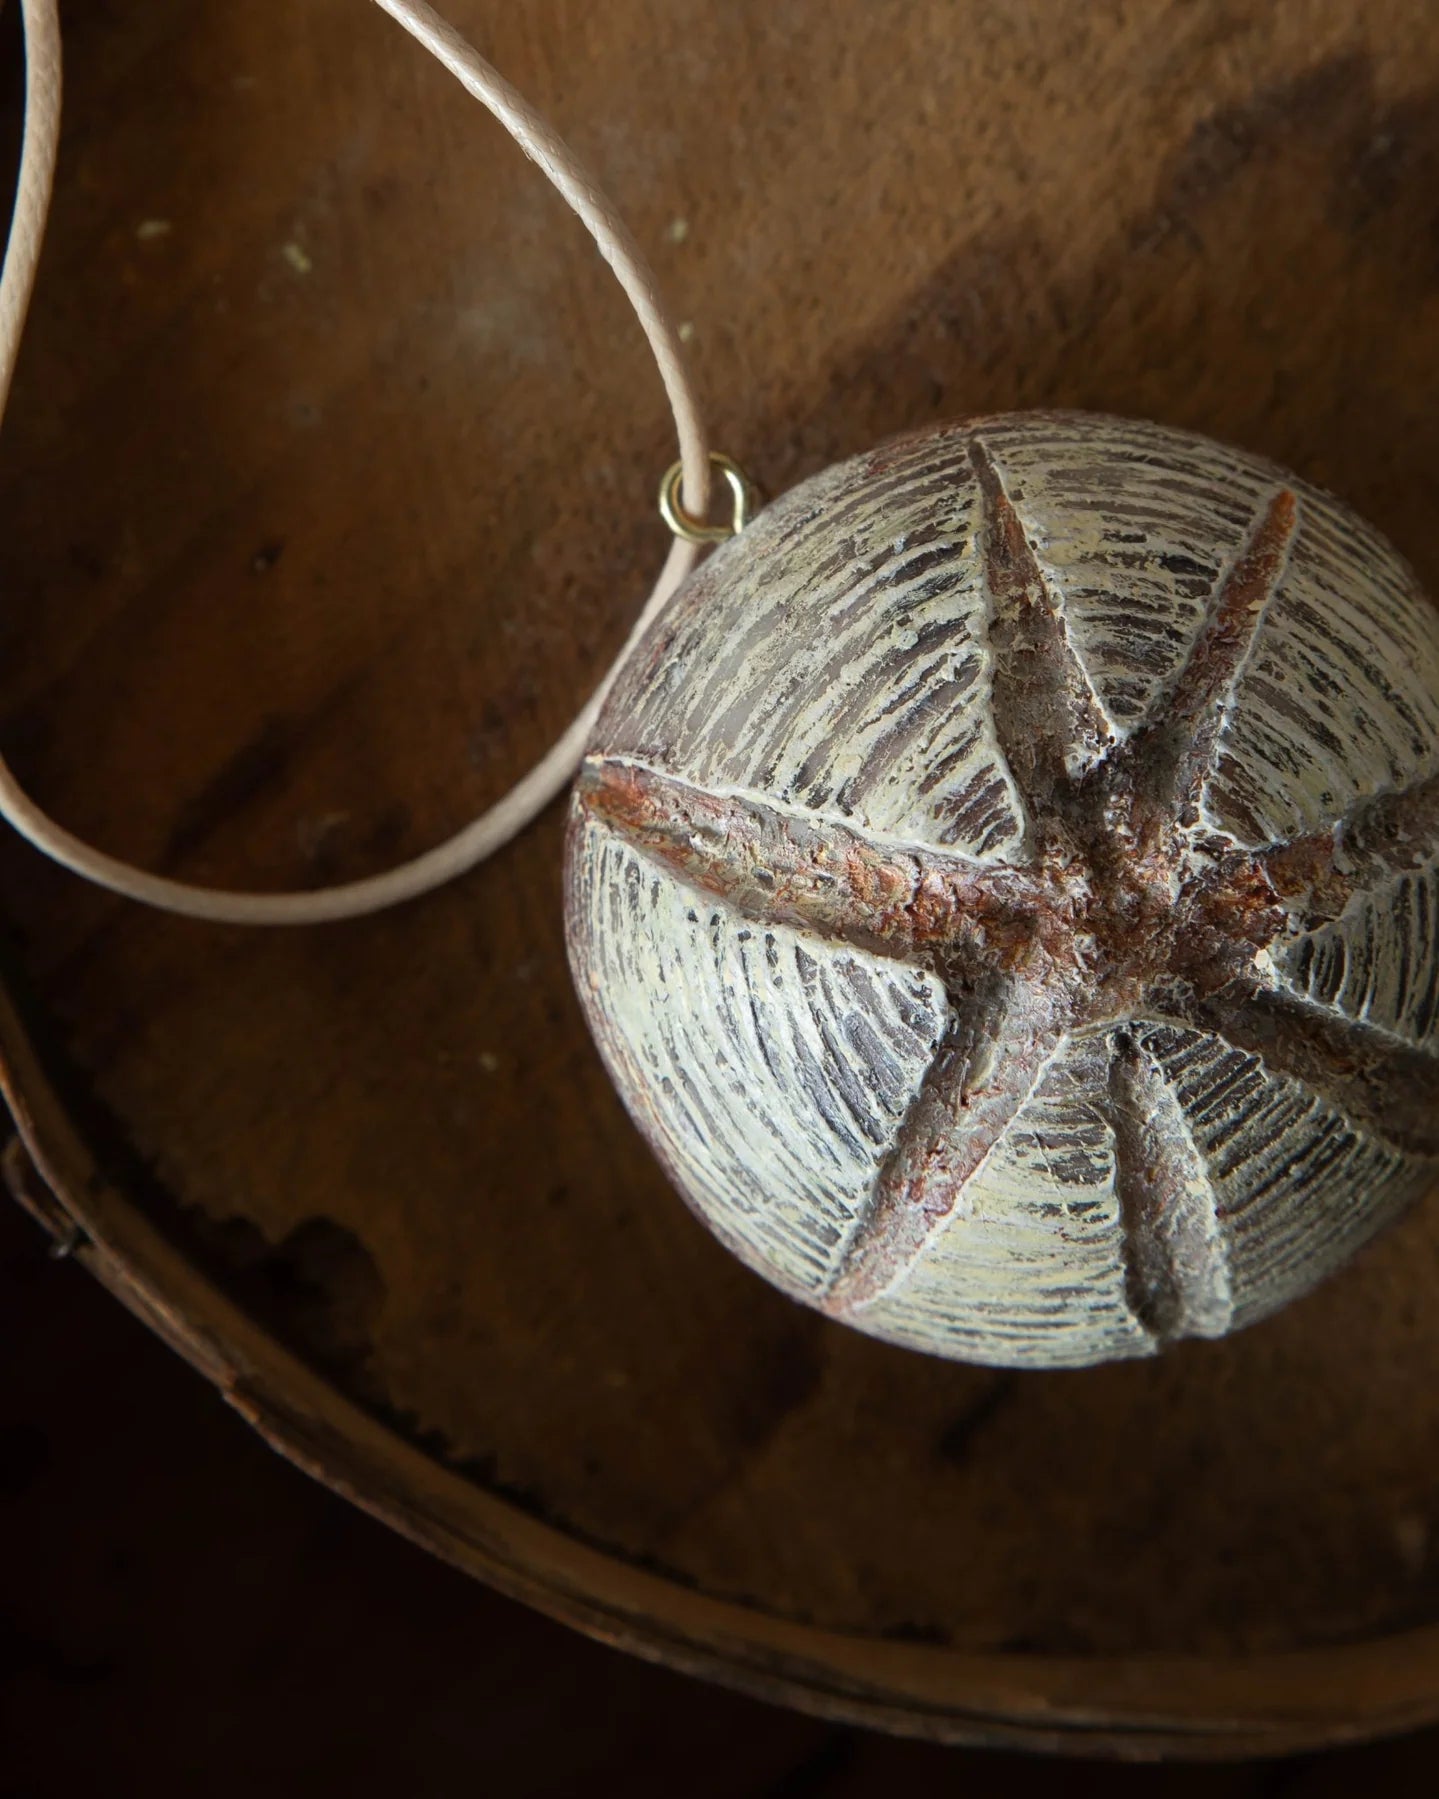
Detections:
3,0,1439,1757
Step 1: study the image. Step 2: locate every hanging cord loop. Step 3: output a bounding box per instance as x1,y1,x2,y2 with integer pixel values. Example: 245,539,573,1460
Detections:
0,0,746,924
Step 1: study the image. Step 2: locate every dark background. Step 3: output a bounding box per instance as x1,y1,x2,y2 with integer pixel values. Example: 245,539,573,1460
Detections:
2,1189,1437,1797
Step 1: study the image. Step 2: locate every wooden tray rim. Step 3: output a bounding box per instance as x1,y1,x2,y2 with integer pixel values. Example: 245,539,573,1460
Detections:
5,977,1439,1759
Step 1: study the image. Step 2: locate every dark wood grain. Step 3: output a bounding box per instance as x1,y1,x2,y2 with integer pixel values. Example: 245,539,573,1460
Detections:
17,1189,1439,1795
3,0,1439,1752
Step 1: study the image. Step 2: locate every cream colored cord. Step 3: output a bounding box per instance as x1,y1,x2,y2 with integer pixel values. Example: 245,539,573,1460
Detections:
0,0,709,923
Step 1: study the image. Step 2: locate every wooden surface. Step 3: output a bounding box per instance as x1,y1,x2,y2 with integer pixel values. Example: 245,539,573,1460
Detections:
3,0,1439,1752
10,1189,1439,1797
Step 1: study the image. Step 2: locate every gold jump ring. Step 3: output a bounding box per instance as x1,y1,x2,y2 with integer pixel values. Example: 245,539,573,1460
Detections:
658,452,757,543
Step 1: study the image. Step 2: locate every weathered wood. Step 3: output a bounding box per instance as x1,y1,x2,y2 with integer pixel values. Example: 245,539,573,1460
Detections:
4,0,1439,1754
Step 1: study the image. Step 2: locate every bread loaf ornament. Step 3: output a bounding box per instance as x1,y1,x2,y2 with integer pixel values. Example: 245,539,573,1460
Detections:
566,414,1439,1369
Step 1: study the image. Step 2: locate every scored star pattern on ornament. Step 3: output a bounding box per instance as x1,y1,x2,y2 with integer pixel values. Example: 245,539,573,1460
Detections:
578,441,1439,1337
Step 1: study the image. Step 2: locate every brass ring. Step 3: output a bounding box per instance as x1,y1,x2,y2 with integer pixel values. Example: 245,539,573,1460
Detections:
658,452,757,543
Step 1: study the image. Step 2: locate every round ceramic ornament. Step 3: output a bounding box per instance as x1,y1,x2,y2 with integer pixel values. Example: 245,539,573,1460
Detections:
565,413,1439,1368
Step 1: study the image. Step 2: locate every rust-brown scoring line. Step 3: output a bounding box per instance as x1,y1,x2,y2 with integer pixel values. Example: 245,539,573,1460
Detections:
822,983,1069,1317
1106,487,1300,823
1256,769,1439,926
575,757,1061,975
1104,1029,1232,1344
1165,976,1439,1158
968,437,1115,820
